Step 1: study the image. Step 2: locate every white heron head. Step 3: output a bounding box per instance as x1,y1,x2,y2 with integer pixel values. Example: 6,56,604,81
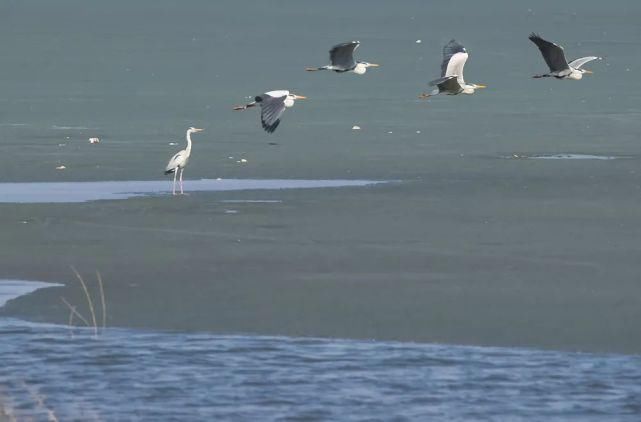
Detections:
188,127,204,134
284,93,307,108
354,62,380,75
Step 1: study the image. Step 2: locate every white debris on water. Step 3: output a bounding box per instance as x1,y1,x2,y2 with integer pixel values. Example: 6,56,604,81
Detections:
352,125,361,130
416,130,421,134
89,137,100,144
169,142,178,146
416,39,422,44
56,165,66,170
236,158,248,164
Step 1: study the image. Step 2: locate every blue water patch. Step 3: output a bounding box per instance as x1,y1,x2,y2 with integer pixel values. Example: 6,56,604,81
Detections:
0,179,387,204
1,281,640,420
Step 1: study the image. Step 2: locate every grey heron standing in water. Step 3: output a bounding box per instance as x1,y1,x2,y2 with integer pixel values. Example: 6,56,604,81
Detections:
529,33,600,80
306,41,380,75
233,90,307,133
420,39,486,99
164,127,204,195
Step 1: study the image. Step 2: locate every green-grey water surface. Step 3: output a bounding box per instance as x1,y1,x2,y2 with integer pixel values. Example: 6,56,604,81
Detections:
1,0,641,353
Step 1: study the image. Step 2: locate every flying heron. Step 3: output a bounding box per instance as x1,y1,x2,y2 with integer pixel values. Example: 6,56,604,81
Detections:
164,127,204,195
420,39,486,99
233,90,307,133
529,33,600,80
306,41,380,75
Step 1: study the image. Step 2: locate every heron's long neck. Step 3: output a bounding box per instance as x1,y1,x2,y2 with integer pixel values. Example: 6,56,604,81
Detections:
185,131,193,155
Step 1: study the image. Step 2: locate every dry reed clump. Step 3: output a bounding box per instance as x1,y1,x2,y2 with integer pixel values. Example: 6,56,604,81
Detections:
60,267,107,338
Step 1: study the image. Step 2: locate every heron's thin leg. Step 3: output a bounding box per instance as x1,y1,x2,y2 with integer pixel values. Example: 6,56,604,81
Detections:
172,169,178,195
233,101,256,111
179,168,184,195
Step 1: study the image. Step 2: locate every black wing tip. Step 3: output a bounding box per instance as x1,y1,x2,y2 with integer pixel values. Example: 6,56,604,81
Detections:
428,75,456,87
444,39,466,53
164,169,175,175
529,32,542,41
331,40,360,49
261,119,281,134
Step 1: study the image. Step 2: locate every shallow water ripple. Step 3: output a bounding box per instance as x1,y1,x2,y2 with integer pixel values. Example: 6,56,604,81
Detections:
1,320,640,421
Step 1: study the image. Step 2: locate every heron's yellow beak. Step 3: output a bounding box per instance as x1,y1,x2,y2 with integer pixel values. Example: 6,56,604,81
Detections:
369,63,380,67
584,70,593,74
476,84,487,89
293,95,307,100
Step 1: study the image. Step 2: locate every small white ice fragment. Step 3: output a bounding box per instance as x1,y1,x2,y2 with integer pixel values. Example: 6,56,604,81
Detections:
352,125,361,130
169,142,178,146
387,131,393,134
416,39,422,44
89,137,100,144
416,130,421,134
56,165,66,170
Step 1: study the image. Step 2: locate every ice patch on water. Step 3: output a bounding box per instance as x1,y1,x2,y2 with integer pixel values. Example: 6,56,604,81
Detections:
52,125,93,130
220,200,283,203
0,280,63,309
0,179,388,204
506,153,625,160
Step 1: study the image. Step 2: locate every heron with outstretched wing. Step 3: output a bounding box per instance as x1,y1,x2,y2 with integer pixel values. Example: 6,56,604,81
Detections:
529,33,600,80
306,41,379,75
234,90,307,133
420,39,486,99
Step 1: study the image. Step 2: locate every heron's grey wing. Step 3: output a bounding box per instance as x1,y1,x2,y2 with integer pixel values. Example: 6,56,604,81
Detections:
329,41,359,70
440,39,467,77
258,95,287,133
429,75,461,93
166,151,184,171
529,33,569,72
568,56,599,69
